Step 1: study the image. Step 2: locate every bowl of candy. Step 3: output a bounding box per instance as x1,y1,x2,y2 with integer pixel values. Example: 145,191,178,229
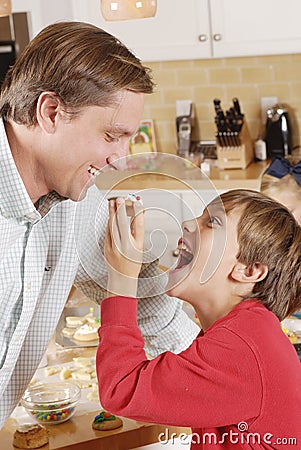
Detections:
21,382,81,424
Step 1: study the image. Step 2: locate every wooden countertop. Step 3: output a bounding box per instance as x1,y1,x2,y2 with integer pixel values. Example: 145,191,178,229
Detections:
2,414,190,450
96,160,269,192
1,340,190,450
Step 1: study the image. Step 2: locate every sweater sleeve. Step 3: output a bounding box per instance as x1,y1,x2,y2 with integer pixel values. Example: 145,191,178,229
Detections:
97,296,262,429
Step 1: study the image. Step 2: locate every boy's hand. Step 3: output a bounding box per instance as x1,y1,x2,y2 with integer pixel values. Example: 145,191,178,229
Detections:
105,197,144,297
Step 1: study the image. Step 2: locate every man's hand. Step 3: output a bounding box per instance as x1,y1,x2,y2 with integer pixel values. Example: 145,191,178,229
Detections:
105,197,144,297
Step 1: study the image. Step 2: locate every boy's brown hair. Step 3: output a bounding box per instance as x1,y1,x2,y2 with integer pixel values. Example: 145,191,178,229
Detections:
216,189,301,321
0,21,154,126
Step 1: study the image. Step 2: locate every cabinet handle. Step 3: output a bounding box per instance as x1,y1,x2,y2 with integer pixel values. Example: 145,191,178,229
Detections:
198,34,208,42
213,33,222,41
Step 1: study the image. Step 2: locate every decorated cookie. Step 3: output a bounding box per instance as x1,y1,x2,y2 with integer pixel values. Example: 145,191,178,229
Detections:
73,323,99,342
92,411,123,431
108,193,143,217
13,423,49,449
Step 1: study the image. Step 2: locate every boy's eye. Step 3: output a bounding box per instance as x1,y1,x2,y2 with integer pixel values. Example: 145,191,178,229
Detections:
208,216,221,226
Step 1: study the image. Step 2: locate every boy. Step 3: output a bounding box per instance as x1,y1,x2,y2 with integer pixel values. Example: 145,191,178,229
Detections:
97,190,301,449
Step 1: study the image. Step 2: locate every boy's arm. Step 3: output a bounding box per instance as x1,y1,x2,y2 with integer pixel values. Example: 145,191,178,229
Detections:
97,296,262,428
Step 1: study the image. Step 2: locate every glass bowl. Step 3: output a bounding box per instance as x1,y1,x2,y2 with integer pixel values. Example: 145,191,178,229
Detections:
21,381,81,425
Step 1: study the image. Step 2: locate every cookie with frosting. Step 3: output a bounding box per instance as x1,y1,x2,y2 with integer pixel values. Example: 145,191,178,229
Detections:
13,423,49,449
92,411,123,431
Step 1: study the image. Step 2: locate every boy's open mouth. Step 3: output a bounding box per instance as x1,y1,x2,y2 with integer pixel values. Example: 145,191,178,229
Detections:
176,239,194,269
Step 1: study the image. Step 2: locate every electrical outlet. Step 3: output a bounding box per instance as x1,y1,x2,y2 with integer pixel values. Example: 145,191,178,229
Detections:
261,96,278,123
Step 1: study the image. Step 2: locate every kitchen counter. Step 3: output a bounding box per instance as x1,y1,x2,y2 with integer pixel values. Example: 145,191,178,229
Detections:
96,159,269,192
0,339,190,450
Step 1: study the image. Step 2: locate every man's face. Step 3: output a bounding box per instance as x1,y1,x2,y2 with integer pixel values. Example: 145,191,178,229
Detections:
166,204,240,302
39,90,144,201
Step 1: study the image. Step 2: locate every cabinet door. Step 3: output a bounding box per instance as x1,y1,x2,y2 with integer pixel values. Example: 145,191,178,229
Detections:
72,0,211,61
210,0,301,58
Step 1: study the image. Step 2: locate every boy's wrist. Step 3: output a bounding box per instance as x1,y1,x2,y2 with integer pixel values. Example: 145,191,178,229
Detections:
107,272,138,298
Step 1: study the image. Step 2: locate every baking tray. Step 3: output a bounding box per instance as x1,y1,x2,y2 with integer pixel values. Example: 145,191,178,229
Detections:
55,305,100,348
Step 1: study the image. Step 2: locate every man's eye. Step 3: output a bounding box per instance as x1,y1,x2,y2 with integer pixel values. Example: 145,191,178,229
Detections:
105,134,119,143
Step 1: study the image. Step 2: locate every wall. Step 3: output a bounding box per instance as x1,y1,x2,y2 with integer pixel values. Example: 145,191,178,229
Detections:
143,54,301,154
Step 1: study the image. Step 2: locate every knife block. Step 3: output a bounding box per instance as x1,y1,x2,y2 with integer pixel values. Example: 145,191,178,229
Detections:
216,122,254,169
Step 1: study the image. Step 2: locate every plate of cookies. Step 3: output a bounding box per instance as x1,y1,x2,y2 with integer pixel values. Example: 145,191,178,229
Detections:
56,305,100,348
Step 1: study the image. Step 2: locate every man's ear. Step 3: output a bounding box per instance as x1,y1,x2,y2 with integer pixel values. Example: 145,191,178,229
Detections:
36,92,62,134
231,261,268,283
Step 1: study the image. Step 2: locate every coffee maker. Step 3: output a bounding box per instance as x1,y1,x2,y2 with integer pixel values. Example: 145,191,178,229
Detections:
265,104,293,158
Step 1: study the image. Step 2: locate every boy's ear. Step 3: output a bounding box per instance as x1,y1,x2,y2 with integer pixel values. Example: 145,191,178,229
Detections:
231,261,268,283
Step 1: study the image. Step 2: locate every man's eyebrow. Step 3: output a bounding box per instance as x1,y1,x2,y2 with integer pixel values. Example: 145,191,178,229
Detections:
108,124,136,136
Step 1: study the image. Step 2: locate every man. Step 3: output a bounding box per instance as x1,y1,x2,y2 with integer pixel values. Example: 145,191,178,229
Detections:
0,21,199,428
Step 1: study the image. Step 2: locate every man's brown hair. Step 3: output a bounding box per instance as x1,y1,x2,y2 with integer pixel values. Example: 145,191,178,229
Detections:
217,189,301,320
0,21,154,126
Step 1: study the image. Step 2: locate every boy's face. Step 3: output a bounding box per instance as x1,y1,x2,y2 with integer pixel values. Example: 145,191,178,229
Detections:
166,203,241,302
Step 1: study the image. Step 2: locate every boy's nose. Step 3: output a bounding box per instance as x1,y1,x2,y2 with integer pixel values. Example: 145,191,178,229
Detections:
182,218,198,233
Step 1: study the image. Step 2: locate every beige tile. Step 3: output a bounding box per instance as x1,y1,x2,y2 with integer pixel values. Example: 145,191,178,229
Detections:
241,66,274,83
274,63,301,81
162,60,194,70
195,104,212,120
258,83,290,99
209,67,240,84
147,105,175,121
194,86,224,103
163,88,195,104
154,70,177,87
193,58,224,68
177,68,208,85
225,56,261,66
198,122,216,140
291,84,301,99
257,54,292,64
292,54,301,62
225,85,259,102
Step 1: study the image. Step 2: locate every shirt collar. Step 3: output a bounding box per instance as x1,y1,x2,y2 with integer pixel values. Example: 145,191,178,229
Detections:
0,118,41,223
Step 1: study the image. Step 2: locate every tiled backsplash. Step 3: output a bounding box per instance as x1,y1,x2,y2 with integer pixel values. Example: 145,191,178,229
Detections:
143,54,301,154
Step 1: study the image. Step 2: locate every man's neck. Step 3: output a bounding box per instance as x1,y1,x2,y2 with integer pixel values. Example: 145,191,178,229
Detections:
5,120,50,204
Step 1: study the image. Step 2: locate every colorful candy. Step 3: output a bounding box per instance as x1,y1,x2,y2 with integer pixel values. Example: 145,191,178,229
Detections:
29,402,76,423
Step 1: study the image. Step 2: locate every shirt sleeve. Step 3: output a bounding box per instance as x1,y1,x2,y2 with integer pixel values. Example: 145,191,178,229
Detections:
97,296,262,429
74,186,199,357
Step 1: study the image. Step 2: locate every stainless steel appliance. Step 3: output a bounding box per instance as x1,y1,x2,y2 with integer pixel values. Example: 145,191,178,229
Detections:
265,104,293,158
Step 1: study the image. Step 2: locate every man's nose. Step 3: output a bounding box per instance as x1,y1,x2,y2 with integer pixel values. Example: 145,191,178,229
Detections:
106,146,130,170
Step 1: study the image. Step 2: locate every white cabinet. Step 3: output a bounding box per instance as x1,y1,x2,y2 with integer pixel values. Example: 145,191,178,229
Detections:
73,0,301,62
72,0,211,61
210,0,301,58
13,0,301,61
12,0,74,37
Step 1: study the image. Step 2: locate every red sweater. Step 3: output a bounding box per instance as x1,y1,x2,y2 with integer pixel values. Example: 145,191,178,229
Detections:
97,297,301,449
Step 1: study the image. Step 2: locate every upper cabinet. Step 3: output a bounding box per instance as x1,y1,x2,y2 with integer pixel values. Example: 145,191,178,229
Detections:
11,0,301,62
72,0,212,61
73,0,301,62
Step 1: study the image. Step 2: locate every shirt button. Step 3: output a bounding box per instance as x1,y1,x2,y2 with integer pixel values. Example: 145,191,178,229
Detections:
15,335,21,343
26,282,32,291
